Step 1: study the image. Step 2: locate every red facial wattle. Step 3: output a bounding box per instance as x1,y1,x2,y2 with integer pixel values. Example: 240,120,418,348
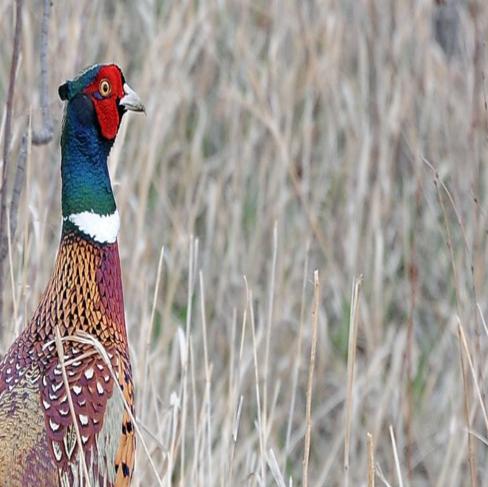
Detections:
83,65,125,140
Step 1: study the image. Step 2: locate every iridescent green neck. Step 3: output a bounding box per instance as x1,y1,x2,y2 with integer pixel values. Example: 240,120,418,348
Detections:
61,149,116,216
61,94,116,237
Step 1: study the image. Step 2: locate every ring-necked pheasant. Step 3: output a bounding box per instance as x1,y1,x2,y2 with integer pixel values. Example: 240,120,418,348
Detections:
0,64,144,486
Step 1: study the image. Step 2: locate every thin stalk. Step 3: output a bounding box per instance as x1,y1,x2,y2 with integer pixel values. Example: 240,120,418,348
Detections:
344,276,362,487
303,270,320,487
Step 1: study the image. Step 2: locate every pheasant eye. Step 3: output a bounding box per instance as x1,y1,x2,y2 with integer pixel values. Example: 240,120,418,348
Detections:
99,79,111,97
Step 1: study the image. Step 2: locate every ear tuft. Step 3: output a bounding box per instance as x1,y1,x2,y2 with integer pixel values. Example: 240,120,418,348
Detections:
58,82,69,101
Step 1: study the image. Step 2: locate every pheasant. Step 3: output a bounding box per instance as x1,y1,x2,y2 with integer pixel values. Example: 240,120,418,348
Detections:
0,64,144,486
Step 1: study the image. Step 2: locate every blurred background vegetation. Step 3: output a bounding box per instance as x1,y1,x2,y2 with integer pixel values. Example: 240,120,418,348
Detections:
1,0,488,485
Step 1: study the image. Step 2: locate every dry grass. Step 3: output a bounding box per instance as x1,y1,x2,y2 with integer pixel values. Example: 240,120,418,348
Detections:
1,0,488,485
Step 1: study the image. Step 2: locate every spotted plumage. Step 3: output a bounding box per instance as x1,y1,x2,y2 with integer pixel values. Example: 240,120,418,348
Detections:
0,64,144,486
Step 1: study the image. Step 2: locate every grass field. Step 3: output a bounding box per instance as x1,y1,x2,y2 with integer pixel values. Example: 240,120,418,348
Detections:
1,0,488,485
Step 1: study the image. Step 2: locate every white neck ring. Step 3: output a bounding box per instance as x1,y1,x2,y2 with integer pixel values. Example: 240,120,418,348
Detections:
65,209,120,244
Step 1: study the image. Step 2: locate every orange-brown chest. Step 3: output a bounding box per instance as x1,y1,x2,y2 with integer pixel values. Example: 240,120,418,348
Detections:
0,233,135,486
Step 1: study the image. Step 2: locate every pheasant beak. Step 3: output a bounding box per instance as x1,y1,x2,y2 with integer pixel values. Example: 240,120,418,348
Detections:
120,83,145,113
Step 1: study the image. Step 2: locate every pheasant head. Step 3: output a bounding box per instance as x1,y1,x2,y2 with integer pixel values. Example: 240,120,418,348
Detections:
58,63,144,138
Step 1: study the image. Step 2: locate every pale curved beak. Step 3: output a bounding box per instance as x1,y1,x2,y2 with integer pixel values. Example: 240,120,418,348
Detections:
120,83,145,113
